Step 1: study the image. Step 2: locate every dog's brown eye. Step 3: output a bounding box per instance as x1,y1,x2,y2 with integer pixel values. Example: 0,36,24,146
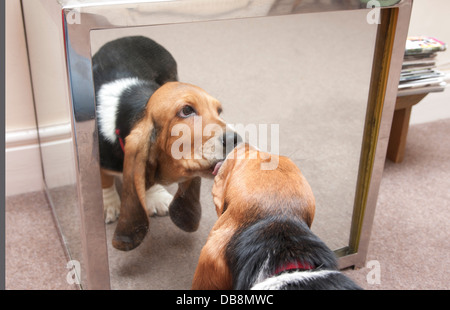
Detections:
178,105,196,118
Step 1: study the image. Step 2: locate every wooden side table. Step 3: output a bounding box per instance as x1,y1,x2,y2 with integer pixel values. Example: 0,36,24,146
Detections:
386,93,429,163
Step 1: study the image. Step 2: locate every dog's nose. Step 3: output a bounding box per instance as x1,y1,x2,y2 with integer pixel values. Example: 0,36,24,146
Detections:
222,131,242,153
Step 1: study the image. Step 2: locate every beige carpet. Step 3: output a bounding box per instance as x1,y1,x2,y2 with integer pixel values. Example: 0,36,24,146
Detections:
5,191,75,290
342,118,450,290
5,118,450,290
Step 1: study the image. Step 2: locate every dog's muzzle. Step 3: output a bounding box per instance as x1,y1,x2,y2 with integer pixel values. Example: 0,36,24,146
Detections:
212,131,242,176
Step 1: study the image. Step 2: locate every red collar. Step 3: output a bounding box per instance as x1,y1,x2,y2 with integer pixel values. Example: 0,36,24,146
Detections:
115,129,125,152
273,261,315,275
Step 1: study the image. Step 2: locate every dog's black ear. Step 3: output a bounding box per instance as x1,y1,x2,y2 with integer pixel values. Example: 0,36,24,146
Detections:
112,122,155,251
169,177,201,232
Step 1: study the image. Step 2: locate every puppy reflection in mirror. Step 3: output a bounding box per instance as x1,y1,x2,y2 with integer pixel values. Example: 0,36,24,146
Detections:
93,36,240,251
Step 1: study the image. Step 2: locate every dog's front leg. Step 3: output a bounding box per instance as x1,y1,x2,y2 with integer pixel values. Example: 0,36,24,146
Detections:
169,177,201,232
101,169,121,223
145,184,172,216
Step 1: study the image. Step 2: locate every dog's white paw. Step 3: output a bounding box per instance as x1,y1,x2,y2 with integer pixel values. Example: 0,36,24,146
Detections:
145,184,172,217
102,185,121,224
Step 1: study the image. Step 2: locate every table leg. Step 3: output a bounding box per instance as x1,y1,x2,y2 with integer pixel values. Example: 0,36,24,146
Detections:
387,106,412,163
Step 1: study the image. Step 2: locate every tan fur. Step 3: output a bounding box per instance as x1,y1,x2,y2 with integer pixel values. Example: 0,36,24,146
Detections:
192,144,316,289
100,169,115,189
111,82,228,251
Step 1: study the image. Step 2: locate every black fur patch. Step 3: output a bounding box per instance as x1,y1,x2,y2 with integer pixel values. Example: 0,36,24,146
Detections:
97,81,158,172
93,36,177,94
93,36,178,172
115,80,157,139
225,213,357,290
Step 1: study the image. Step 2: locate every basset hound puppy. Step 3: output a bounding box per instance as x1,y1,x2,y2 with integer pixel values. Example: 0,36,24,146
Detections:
93,36,240,251
192,144,361,290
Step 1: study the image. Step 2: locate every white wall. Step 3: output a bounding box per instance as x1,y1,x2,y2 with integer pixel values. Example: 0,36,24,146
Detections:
408,0,450,124
5,0,35,131
5,0,43,196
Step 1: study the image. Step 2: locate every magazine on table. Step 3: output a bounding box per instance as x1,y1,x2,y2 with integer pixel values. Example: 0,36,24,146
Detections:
405,36,447,56
398,36,447,94
400,71,444,83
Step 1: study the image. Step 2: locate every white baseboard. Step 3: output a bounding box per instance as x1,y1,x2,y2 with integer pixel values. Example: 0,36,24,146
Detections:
6,135,44,196
6,123,74,196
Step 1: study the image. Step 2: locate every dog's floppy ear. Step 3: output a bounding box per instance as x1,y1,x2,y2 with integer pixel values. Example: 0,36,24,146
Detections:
169,177,202,232
112,123,156,251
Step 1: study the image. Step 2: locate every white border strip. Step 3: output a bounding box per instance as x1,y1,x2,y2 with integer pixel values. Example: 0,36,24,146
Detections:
6,123,72,147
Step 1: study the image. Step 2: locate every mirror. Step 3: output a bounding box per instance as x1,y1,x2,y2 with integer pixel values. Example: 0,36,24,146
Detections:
88,8,377,289
21,0,85,287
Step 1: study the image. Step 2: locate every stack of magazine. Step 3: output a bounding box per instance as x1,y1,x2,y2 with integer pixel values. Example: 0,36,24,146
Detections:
398,36,447,96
